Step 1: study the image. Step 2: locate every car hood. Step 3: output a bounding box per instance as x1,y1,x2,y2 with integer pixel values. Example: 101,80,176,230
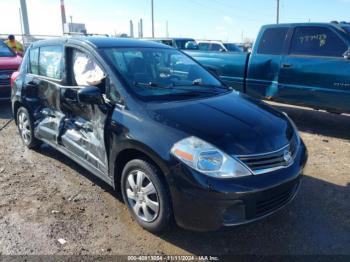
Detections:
147,92,294,155
0,55,22,70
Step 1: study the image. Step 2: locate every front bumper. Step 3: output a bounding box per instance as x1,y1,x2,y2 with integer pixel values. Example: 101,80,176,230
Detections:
168,139,308,231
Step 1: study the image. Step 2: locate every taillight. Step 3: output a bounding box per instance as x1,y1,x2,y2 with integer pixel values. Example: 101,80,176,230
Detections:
10,71,20,88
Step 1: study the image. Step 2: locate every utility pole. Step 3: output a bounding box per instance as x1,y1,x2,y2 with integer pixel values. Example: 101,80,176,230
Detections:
70,15,73,32
60,0,67,34
130,20,134,38
151,0,155,38
19,0,30,35
276,0,280,24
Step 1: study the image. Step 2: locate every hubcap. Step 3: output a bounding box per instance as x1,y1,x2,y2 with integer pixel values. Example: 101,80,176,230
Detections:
126,170,160,222
18,111,31,145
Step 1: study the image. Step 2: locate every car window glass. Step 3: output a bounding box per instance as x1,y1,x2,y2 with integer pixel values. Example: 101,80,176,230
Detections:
175,40,196,49
198,43,210,51
29,48,39,75
73,50,105,86
210,44,222,51
257,27,288,55
103,47,223,99
290,26,348,57
39,45,64,79
161,40,173,46
0,41,15,57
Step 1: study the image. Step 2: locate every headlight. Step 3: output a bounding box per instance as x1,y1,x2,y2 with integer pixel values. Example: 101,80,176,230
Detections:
171,136,252,178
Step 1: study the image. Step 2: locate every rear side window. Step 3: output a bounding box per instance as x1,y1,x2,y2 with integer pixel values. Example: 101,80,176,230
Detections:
257,27,288,55
39,45,64,79
290,26,347,57
29,48,39,74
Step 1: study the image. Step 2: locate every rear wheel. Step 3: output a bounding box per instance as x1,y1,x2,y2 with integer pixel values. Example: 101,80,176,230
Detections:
17,107,41,149
121,159,172,232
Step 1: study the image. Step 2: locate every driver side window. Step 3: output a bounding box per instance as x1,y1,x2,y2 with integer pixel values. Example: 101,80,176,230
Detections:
72,49,106,91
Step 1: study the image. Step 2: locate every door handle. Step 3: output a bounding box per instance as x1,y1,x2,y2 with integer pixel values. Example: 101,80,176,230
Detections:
281,63,292,69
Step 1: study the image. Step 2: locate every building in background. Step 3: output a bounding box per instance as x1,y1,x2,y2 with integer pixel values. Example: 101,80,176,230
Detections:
65,23,87,34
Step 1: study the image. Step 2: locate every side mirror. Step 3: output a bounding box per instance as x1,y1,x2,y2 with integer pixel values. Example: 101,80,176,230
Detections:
78,86,104,105
219,48,226,52
343,48,350,60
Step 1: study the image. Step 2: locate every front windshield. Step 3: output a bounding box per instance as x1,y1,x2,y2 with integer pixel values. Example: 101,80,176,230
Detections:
103,47,227,100
0,41,15,57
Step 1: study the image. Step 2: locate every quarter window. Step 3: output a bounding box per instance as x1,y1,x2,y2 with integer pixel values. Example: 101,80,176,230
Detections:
290,27,347,57
29,48,39,75
39,45,64,79
257,27,288,55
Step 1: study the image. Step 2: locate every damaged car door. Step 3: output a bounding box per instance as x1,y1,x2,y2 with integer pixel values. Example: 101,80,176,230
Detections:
30,45,66,144
58,47,110,181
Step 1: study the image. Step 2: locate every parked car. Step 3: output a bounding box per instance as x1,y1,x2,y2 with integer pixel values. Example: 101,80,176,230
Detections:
187,23,350,114
197,40,228,52
142,37,198,50
0,40,22,101
12,37,307,232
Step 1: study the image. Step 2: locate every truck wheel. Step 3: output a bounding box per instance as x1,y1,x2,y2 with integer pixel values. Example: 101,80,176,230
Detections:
16,107,41,149
121,159,172,232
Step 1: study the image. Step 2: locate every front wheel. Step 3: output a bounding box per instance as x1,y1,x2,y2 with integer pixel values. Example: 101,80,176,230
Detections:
121,159,172,232
17,107,41,149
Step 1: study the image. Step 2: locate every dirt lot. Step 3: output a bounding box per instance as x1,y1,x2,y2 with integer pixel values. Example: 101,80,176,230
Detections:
0,101,349,256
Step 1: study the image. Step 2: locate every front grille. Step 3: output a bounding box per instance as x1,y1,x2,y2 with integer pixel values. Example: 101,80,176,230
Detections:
238,134,299,175
0,69,14,86
255,184,297,217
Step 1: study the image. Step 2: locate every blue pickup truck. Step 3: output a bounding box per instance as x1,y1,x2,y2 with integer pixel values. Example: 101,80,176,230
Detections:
187,23,350,114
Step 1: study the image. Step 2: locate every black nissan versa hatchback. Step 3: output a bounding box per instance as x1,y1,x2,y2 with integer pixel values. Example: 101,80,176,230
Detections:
11,37,307,232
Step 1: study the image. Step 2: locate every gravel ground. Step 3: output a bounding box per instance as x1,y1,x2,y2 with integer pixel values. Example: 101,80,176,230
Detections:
0,101,349,256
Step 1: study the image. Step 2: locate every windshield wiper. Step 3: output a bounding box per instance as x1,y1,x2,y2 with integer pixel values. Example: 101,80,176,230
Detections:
191,79,230,90
134,81,162,88
134,81,227,95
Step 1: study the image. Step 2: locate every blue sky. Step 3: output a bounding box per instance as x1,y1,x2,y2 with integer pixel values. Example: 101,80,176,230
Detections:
1,0,350,42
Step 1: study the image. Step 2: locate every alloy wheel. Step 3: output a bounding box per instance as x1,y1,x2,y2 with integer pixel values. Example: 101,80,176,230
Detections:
18,111,31,145
126,170,160,222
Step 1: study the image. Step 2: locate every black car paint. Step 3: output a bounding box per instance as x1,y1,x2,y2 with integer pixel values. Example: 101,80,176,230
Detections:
12,37,307,231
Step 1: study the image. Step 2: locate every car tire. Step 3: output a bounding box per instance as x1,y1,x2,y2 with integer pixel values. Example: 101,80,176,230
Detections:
121,159,172,233
16,107,41,149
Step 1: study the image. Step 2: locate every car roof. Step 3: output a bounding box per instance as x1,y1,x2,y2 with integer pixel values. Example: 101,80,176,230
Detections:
142,37,195,41
197,40,223,44
30,36,173,49
262,22,344,29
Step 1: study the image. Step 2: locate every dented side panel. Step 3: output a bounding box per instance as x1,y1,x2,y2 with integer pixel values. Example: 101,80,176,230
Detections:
26,75,109,178
59,87,109,175
27,77,65,143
